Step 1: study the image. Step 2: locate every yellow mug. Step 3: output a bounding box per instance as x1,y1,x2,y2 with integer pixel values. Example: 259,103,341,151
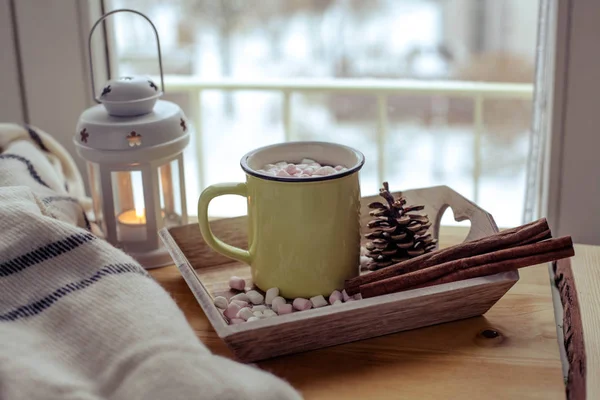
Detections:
198,142,365,298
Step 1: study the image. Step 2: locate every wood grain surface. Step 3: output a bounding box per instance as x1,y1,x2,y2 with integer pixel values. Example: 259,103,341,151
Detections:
150,244,564,399
555,244,600,400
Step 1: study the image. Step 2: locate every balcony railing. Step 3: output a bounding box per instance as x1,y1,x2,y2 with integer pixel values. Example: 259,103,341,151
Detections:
160,76,534,204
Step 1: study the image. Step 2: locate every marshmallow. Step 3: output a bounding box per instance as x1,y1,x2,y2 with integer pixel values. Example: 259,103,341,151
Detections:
224,303,241,319
314,166,336,176
310,295,328,308
252,305,268,312
360,256,371,269
231,299,248,308
293,298,312,311
271,296,286,312
259,161,347,179
333,299,343,306
213,296,228,309
247,316,260,322
253,311,264,319
263,309,277,318
228,276,246,291
277,304,293,315
231,293,249,302
328,290,343,304
265,288,279,305
342,289,351,302
230,318,245,325
246,290,264,305
237,307,254,321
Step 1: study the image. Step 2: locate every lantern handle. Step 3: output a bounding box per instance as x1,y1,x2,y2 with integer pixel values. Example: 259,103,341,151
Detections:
88,9,165,104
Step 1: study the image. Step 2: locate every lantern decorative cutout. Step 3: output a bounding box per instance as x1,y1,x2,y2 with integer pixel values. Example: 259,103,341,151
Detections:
75,9,189,269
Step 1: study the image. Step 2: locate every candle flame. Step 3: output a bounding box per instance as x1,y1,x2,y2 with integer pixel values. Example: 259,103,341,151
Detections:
135,207,145,220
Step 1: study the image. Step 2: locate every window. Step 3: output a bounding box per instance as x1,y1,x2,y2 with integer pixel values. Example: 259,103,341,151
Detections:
105,0,538,227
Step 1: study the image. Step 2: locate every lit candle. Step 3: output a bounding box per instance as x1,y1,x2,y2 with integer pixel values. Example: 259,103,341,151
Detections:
117,206,146,242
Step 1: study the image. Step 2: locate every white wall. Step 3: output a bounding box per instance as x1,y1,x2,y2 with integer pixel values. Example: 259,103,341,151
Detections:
546,0,600,244
0,0,24,124
11,0,100,179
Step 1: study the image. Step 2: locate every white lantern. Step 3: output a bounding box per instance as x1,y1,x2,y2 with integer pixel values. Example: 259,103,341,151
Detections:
75,10,189,268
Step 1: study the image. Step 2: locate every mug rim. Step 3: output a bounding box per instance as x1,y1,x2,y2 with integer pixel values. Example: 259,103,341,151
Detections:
240,141,365,183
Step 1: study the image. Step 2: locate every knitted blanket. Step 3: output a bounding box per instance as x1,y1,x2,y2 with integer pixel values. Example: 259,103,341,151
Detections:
0,124,301,400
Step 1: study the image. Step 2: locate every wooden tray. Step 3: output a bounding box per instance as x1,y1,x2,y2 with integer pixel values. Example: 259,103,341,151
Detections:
160,185,519,363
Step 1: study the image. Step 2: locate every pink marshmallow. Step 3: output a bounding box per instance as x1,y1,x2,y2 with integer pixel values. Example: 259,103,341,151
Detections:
292,298,312,311
228,276,246,291
276,304,293,315
259,161,346,179
285,164,298,174
329,290,343,304
342,289,351,302
223,303,241,319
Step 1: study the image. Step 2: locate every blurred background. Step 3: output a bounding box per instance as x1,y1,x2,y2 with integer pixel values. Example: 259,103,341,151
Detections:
107,0,539,227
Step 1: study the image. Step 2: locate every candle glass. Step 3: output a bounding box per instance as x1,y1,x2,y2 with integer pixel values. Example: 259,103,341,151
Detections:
158,158,183,228
112,170,148,244
87,162,106,235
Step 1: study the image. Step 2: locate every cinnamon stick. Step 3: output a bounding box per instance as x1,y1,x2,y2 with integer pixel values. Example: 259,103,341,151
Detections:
346,218,550,294
417,246,575,289
359,236,573,298
512,229,552,247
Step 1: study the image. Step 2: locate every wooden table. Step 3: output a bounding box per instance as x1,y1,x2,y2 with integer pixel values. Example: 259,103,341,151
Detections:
150,230,565,399
554,244,600,399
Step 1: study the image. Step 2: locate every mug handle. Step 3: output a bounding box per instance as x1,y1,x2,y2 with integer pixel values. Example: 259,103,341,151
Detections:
198,183,251,264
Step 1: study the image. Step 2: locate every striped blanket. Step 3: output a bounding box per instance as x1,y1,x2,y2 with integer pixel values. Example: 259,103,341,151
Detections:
0,124,300,400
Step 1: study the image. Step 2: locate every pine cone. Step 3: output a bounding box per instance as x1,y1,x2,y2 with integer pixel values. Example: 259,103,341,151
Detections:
364,182,437,270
